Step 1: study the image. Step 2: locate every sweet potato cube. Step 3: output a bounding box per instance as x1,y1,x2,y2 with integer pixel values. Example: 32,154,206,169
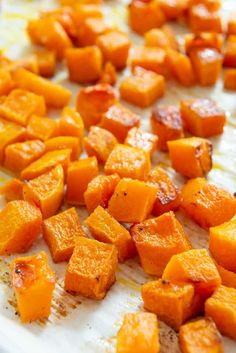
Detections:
43,207,87,262
168,137,212,178
84,174,120,213
0,178,23,201
142,279,196,331
179,317,223,353
108,178,157,223
13,68,71,108
131,212,191,276
159,0,188,20
184,32,223,55
84,126,117,163
35,50,56,78
21,149,71,180
77,17,108,46
166,49,195,86
148,166,180,216
224,69,236,90
45,136,80,160
76,83,117,128
205,285,236,340
124,127,158,155
189,5,222,33
0,200,42,254
11,251,56,323
181,178,236,228
151,105,184,151
59,107,84,140
4,140,45,173
104,144,151,180
0,89,46,126
223,35,236,67
227,12,236,35
26,115,58,141
66,156,99,205
99,61,117,86
128,0,166,35
0,69,15,95
162,249,221,297
116,312,159,353
120,67,165,108
217,264,236,289
180,98,226,137
23,165,64,219
64,237,118,299
99,103,140,142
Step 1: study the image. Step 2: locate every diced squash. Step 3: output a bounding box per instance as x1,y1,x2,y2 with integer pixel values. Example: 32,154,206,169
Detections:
26,115,58,141
64,237,118,299
108,178,157,223
166,49,195,86
184,32,223,55
0,89,46,126
4,140,45,173
73,4,103,27
189,0,221,11
35,50,56,78
159,0,188,20
189,5,222,33
151,105,184,151
43,207,87,262
125,127,158,155
104,144,151,180
145,27,176,50
131,211,191,276
13,68,71,108
120,67,165,108
179,317,223,353
168,137,212,178
45,136,80,160
205,285,236,339
162,248,221,297
21,149,71,180
224,69,236,90
99,61,117,85
84,126,117,163
59,106,84,140
99,103,140,142
0,200,42,254
66,156,99,205
0,178,23,201
5,55,39,74
0,69,15,95
116,312,160,353
180,98,226,137
181,178,236,228
76,83,117,128
217,264,236,289
11,251,56,322
223,35,236,67
23,165,64,219
84,174,120,213
76,17,108,46
227,12,236,35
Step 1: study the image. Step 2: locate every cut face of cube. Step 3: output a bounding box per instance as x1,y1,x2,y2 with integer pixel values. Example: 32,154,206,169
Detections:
125,127,158,155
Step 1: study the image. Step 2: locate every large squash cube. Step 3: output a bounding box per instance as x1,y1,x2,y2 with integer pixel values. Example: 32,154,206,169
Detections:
64,237,118,299
59,106,84,140
26,115,58,141
166,49,195,86
125,127,158,155
223,35,236,67
77,17,108,46
189,5,222,33
45,136,80,160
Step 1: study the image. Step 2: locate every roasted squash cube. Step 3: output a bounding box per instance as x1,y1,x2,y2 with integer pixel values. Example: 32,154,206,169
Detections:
73,4,103,27
166,49,195,86
184,32,223,55
66,156,99,205
45,136,80,160
64,237,118,299
35,50,56,78
116,312,159,353
0,69,15,95
108,178,157,223
0,178,23,201
189,0,221,11
26,115,58,141
223,35,236,67
217,264,236,289
59,106,84,140
159,0,188,20
77,17,108,46
224,69,236,90
11,251,56,323
131,211,191,276
189,5,222,33
99,61,117,86
43,207,87,262
125,127,158,155
227,12,236,35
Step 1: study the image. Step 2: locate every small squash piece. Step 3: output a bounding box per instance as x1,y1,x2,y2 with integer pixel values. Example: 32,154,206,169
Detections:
64,237,118,299
131,211,191,276
124,127,158,156
159,0,188,20
224,69,236,90
0,200,42,254
99,61,117,86
223,35,236,67
116,312,160,353
84,126,117,163
168,137,212,178
66,156,99,205
166,49,195,87
73,4,103,26
145,26,179,50
26,115,58,141
43,207,87,263
11,251,56,323
76,17,108,46
189,5,222,33
184,32,223,55
179,317,223,353
45,136,80,160
0,69,15,95
0,178,23,201
35,50,56,78
84,174,120,213
189,0,221,11
108,178,157,223
217,264,236,289
227,12,236,35
59,106,84,140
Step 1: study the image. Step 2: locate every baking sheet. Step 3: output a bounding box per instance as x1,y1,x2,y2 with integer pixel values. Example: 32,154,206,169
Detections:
0,0,236,352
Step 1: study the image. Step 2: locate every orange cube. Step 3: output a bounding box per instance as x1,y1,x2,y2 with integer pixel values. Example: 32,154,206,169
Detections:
84,126,117,163
76,17,108,46
66,46,102,83
151,105,184,151
0,69,15,95
43,207,87,262
4,140,45,173
189,5,222,33
23,165,64,219
26,115,58,141
125,127,158,155
224,69,236,90
0,200,42,255
59,106,84,140
131,212,191,276
0,178,23,201
96,30,131,70
85,206,136,262
116,312,159,353
76,83,117,128
168,137,212,178
35,50,56,78
184,32,223,55
64,237,118,299
159,0,188,20
166,49,195,86
45,136,80,160
120,67,165,108
0,89,46,126
180,98,226,137
99,103,140,142
66,156,99,205
223,35,236,67
84,174,120,213
105,144,151,180
162,249,221,298
217,264,236,289
108,178,157,223
227,12,236,35
99,61,117,86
